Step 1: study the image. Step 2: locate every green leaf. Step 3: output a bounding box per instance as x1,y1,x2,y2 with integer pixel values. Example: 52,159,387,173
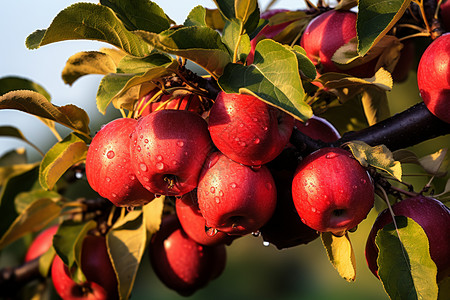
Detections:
96,73,136,114
143,195,165,234
376,216,439,300
117,53,173,74
0,166,40,239
0,126,44,156
213,0,235,20
292,45,317,80
357,0,411,56
418,148,448,177
346,140,402,181
53,219,97,282
39,133,88,190
15,190,62,214
26,3,151,57
62,51,117,86
0,198,61,250
321,232,356,282
0,163,38,188
219,39,312,121
184,5,208,27
222,19,251,63
39,244,56,277
235,0,257,25
0,90,90,137
99,0,171,33
0,76,51,100
205,8,226,31
0,148,27,167
360,86,391,126
135,26,232,78
107,210,146,300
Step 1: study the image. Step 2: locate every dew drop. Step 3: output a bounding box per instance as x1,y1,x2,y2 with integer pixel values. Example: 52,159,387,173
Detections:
239,123,244,128
254,138,261,144
311,207,316,213
214,196,220,204
252,231,260,237
177,141,184,147
106,150,115,159
210,187,216,193
143,177,150,182
144,139,149,144
263,126,268,131
353,185,358,189
105,177,111,183
111,193,117,198
139,135,143,139
240,142,247,147
205,226,218,237
360,178,367,184
262,241,270,247
219,190,224,197
325,152,339,159
234,137,240,142
155,194,162,198
230,182,237,188
156,155,163,161
136,145,141,152
139,163,148,172
156,162,164,170
266,182,273,190
252,117,258,122
172,160,178,165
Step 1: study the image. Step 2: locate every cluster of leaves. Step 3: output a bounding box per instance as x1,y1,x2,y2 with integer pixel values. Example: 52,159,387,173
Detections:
0,0,449,299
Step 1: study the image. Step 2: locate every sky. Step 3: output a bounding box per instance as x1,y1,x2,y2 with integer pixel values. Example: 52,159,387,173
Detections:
0,0,306,160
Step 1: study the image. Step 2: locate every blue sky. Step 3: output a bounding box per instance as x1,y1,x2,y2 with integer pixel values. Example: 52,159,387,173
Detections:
0,0,304,160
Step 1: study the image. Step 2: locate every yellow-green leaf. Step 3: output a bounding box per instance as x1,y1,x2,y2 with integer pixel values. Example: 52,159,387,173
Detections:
143,196,165,235
321,232,356,282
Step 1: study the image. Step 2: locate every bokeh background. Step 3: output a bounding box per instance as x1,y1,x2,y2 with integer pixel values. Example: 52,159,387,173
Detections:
1,1,448,299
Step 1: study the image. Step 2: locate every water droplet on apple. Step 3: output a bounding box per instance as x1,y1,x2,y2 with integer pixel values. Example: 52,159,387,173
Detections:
240,142,247,147
156,155,163,161
139,135,143,139
111,193,117,198
143,177,150,182
353,185,358,189
360,178,367,184
144,139,149,143
210,187,215,193
172,160,178,165
105,177,111,182
325,152,339,159
254,138,261,144
156,162,164,170
177,141,184,147
139,163,148,172
230,182,237,188
234,137,240,142
155,194,161,198
263,126,268,131
239,123,244,128
262,241,270,247
252,117,258,122
106,150,115,159
252,231,260,237
266,182,273,190
311,207,316,213
205,226,218,237
136,145,141,152
214,196,220,204
219,190,224,197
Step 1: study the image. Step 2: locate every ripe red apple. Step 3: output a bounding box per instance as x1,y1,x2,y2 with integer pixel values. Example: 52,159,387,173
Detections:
260,169,319,249
208,92,294,166
51,235,118,300
149,214,227,296
139,89,203,116
365,195,450,282
130,110,212,196
417,33,450,124
175,191,236,246
86,118,155,207
292,147,374,235
300,10,377,77
197,152,277,235
24,224,58,262
294,115,341,143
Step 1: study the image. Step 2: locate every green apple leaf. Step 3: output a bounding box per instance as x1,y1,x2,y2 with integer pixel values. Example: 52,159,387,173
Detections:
321,232,356,282
376,216,438,300
357,0,411,56
0,166,40,238
418,148,448,177
26,3,151,57
235,0,258,25
135,27,231,78
212,0,235,20
0,163,38,188
117,53,173,74
346,140,402,181
99,0,172,33
0,76,51,100
219,39,312,121
97,73,136,114
205,8,226,31
185,5,208,27
107,209,146,300
222,19,251,63
335,0,358,10
360,86,391,126
53,219,97,283
0,90,91,137
62,51,117,86
39,242,56,277
143,196,165,235
14,190,62,214
0,198,61,250
39,133,88,190
292,45,317,80
0,126,44,156
0,148,27,167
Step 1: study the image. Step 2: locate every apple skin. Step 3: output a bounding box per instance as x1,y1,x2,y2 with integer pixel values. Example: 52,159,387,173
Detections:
208,92,294,167
86,118,155,207
294,115,341,143
260,168,319,249
149,214,227,296
24,224,59,262
175,191,237,246
365,195,450,282
300,10,377,78
197,152,277,235
417,33,450,124
130,110,212,196
51,235,118,300
292,147,374,235
139,90,203,116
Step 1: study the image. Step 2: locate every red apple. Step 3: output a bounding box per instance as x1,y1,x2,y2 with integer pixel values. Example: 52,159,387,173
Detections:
139,89,203,116
149,214,227,296
292,147,374,235
300,10,377,77
294,115,341,143
365,195,450,281
260,169,319,249
208,92,294,166
417,33,450,123
175,191,236,246
86,118,155,207
197,152,277,235
25,224,58,262
51,235,118,300
130,110,212,196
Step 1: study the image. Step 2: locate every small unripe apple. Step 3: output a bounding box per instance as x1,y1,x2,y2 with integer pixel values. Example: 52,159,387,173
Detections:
149,214,227,296
51,235,118,300
139,89,203,116
24,224,58,262
86,118,155,207
292,147,374,235
175,191,236,246
365,195,450,281
300,10,377,77
130,110,212,196
417,33,450,123
294,115,341,143
208,92,294,166
197,152,277,235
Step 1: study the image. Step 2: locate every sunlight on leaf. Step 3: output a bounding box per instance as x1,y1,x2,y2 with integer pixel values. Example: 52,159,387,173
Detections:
321,232,356,282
